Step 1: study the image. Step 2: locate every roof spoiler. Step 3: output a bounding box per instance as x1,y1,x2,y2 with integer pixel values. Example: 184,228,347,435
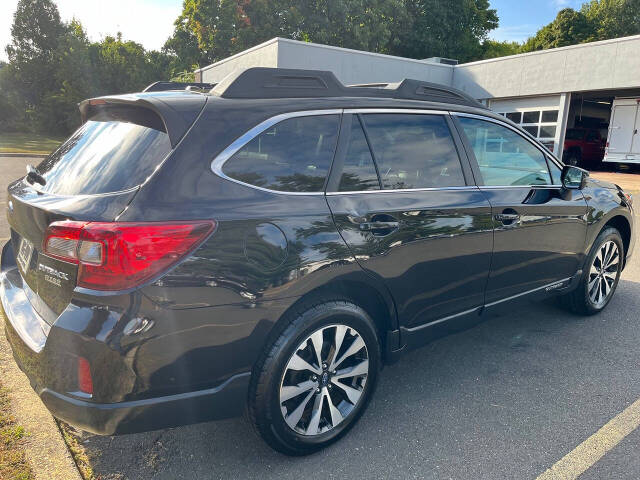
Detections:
78,93,207,147
211,67,484,109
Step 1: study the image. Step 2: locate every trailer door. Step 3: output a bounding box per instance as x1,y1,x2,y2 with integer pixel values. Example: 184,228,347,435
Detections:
632,104,640,155
608,103,637,155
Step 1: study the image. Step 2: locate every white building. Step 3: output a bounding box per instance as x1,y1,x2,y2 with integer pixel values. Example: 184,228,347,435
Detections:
195,35,640,158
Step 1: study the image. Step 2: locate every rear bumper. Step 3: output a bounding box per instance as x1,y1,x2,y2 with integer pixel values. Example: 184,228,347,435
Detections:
38,373,250,435
1,240,251,435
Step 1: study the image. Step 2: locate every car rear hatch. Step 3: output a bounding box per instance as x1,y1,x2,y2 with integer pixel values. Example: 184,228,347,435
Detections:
5,93,206,325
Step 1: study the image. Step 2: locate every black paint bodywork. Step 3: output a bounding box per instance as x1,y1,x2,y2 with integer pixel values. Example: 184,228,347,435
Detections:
1,90,635,435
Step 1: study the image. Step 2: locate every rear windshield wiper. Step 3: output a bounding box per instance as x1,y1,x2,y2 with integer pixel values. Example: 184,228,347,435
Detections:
26,165,46,186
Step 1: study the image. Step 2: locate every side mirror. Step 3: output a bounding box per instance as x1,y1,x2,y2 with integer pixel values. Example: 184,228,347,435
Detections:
561,165,589,190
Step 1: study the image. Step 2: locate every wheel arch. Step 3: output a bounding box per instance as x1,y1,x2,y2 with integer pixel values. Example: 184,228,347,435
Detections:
603,215,632,268
263,274,399,364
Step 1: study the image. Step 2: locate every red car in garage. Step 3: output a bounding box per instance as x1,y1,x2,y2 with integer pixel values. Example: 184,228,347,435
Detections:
563,127,606,167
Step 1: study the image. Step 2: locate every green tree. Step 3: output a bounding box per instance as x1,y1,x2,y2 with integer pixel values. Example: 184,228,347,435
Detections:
169,0,497,63
392,0,499,61
292,0,405,54
480,39,522,59
581,0,640,40
40,20,96,134
2,0,173,136
522,8,595,52
521,0,640,54
89,33,166,95
5,0,66,131
163,15,205,77
235,0,300,50
0,63,25,132
176,0,244,62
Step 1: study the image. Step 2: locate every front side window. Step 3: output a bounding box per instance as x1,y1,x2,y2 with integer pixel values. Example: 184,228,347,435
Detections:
458,117,552,186
222,114,340,192
547,157,562,184
361,114,465,189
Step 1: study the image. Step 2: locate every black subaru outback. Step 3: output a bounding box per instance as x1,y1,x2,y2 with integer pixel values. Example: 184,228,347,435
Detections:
1,68,635,455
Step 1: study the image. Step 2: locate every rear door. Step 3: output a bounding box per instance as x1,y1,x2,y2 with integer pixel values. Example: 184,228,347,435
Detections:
326,111,493,329
453,114,588,304
6,106,174,324
632,104,640,155
608,102,638,156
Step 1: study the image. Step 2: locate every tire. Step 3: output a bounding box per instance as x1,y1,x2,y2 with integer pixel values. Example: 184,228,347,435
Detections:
248,299,381,455
563,227,624,315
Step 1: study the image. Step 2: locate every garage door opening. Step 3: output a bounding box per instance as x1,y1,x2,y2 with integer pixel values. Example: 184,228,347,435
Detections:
565,89,640,171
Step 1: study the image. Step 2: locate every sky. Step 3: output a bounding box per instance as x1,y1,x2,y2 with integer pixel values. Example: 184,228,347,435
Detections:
0,0,586,63
489,0,584,43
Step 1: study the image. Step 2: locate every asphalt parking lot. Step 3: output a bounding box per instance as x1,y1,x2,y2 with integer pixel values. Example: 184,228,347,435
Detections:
2,156,640,479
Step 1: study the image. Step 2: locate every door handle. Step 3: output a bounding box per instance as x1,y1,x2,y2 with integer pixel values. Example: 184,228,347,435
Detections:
359,221,400,232
494,213,519,221
358,214,400,236
494,211,520,225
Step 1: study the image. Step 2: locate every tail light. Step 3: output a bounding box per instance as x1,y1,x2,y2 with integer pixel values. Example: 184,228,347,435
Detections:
43,220,215,290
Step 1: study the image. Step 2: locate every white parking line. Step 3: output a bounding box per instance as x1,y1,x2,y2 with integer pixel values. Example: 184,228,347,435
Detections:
536,397,640,480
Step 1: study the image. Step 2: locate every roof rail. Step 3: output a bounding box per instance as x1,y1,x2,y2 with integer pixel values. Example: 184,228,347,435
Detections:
211,67,484,108
143,81,216,93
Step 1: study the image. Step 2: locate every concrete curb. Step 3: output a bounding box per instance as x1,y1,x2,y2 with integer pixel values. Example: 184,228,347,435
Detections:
0,313,82,480
0,152,49,158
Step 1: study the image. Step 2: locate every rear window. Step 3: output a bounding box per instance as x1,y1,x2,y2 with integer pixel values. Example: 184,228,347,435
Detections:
35,109,171,195
222,115,340,192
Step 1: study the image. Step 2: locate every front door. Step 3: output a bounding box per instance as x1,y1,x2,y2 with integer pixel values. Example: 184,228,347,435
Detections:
454,114,588,304
326,112,493,329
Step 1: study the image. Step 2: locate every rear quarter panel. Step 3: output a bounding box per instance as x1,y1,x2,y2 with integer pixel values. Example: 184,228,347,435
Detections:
581,179,634,263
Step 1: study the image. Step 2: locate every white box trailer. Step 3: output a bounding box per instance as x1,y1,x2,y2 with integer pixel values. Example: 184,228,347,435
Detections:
604,97,640,164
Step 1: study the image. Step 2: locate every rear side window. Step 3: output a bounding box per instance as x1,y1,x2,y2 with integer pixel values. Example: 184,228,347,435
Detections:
458,117,552,186
338,116,380,192
36,109,171,196
361,114,466,189
222,115,340,192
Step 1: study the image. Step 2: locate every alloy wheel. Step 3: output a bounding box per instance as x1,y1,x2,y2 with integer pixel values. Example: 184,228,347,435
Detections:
588,240,620,307
279,324,369,436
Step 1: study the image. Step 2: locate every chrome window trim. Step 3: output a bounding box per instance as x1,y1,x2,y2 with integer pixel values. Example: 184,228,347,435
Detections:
326,186,479,196
452,111,564,170
210,109,343,196
209,108,566,196
344,108,449,115
478,185,563,190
